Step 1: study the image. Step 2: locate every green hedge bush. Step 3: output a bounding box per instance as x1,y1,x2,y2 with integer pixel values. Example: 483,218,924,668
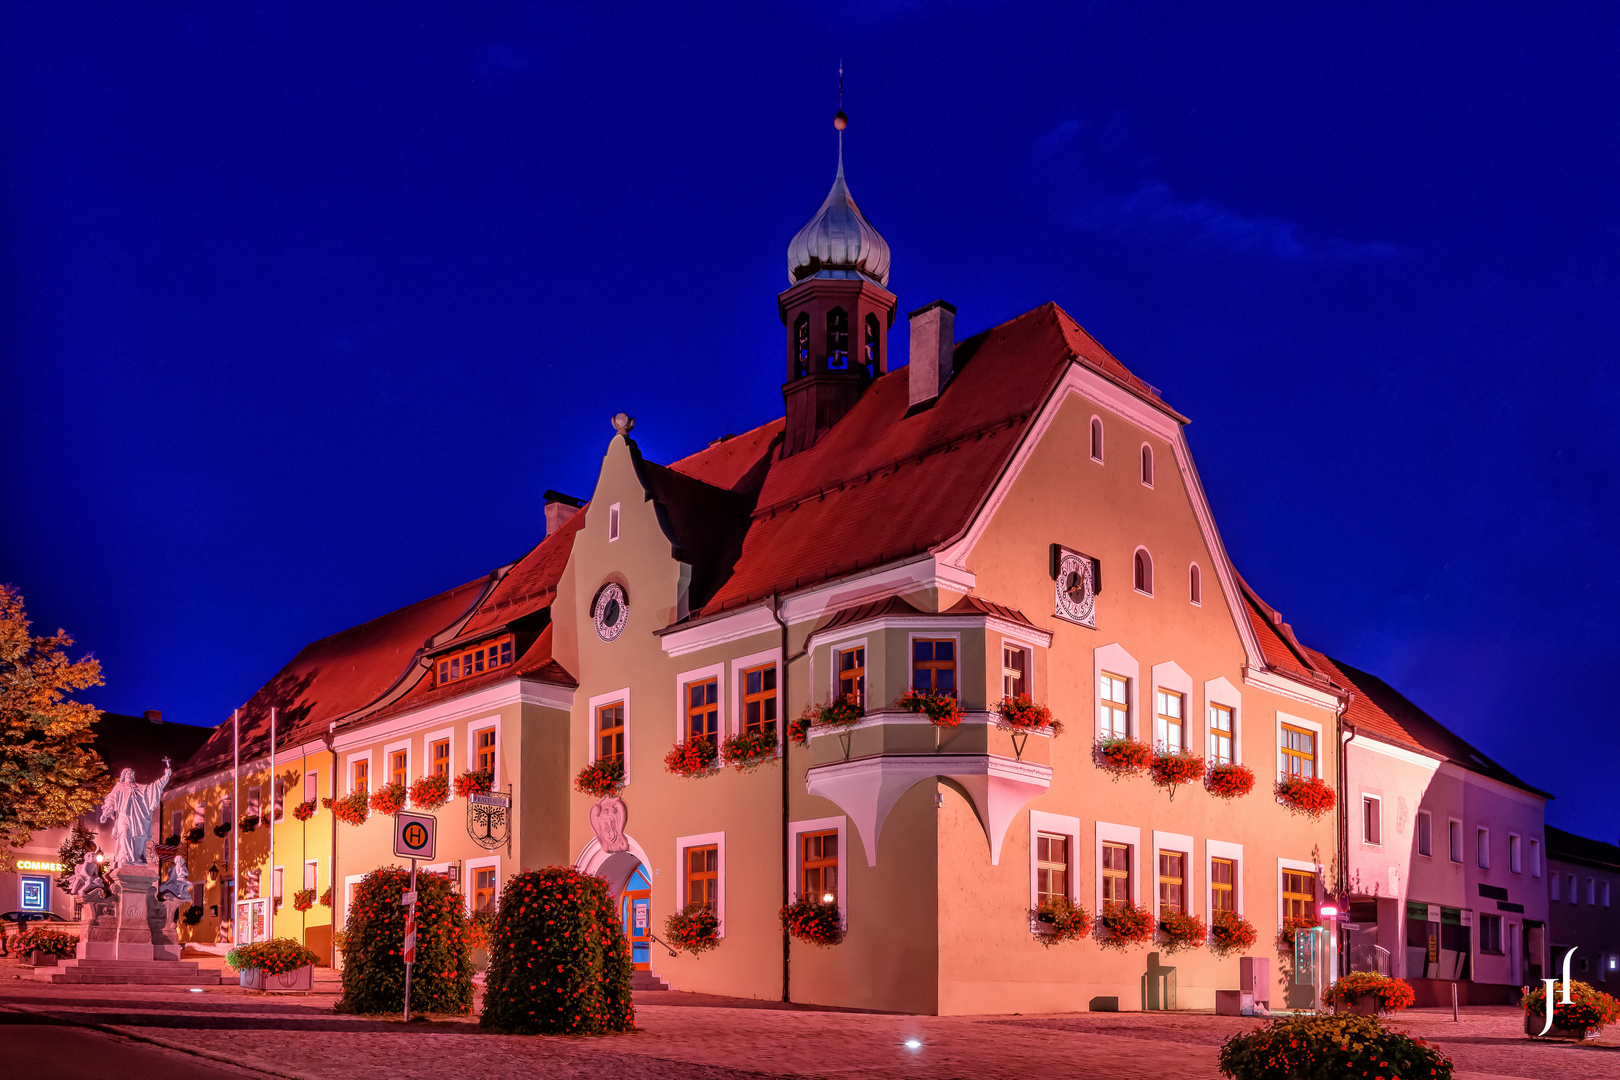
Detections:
1217,1014,1452,1080
334,867,472,1017
480,866,634,1035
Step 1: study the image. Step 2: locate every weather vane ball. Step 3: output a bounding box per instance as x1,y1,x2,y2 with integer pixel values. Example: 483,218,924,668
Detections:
611,412,635,435
833,110,847,131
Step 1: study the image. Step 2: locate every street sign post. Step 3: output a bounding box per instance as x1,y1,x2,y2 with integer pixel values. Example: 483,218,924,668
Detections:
393,812,437,1020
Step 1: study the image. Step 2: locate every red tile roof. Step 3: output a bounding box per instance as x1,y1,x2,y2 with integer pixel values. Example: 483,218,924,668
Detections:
667,418,785,491
459,508,587,637
366,623,575,724
1233,573,1334,687
812,592,1043,638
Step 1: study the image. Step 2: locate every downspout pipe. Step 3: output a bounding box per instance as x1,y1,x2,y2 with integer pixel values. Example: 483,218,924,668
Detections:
770,594,809,1004
324,722,338,970
1335,695,1356,904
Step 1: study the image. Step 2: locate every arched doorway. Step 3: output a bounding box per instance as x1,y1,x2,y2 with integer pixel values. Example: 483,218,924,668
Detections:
621,864,651,970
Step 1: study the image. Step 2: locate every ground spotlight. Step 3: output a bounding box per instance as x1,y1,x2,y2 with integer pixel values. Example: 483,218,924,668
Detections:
903,1038,922,1050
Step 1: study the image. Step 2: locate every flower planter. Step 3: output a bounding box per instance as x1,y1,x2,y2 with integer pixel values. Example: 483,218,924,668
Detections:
1343,994,1380,1016
1523,1011,1598,1039
28,950,59,968
239,964,314,993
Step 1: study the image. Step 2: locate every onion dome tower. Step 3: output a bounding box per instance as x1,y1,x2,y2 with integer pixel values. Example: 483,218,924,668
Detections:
779,110,897,458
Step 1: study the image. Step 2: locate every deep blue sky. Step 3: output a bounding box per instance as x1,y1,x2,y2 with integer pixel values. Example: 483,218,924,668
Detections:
4,4,1616,840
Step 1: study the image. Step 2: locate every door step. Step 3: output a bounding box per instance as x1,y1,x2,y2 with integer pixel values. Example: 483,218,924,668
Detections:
630,970,670,991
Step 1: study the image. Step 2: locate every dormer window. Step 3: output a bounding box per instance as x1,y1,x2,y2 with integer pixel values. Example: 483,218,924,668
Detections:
435,634,515,687
794,313,810,379
863,314,881,378
826,308,849,370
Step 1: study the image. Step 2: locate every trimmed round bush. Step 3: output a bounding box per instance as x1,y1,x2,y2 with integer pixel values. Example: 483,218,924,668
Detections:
335,867,472,1017
1217,1014,1452,1080
480,866,635,1035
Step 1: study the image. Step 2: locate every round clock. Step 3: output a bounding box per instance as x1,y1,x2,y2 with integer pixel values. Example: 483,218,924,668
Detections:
1053,552,1096,628
592,582,629,642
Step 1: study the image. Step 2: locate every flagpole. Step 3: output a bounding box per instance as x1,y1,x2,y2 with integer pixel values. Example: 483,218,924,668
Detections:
231,708,240,945
269,706,277,931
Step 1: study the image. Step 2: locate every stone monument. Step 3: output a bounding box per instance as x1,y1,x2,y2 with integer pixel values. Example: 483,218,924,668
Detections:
74,757,185,961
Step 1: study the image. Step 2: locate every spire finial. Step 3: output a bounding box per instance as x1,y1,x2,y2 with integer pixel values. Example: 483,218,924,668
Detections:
833,61,847,176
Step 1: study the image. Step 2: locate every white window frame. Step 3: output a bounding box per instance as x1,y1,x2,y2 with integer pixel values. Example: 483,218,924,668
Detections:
1477,827,1491,870
1189,562,1202,606
1277,856,1321,928
788,816,848,920
907,630,962,700
1028,810,1081,909
731,646,783,744
1362,794,1383,846
192,802,205,830
466,717,500,780
674,662,727,745
608,501,621,541
1509,833,1522,874
1276,711,1323,784
170,808,183,838
1153,829,1197,922
1590,878,1598,905
1448,818,1463,863
345,751,374,796
1095,820,1142,915
303,769,319,806
383,738,413,798
1569,872,1578,904
1150,661,1192,754
998,640,1033,702
1602,881,1611,907
1207,838,1244,917
1416,810,1433,858
272,865,284,903
825,634,872,708
303,859,318,892
1530,838,1542,877
464,855,501,917
1551,872,1561,901
1094,643,1140,740
588,687,632,785
343,873,365,928
1132,546,1154,596
1089,414,1104,463
1140,442,1155,488
675,831,727,937
418,725,454,793
272,775,286,821
1204,676,1242,765
247,784,262,818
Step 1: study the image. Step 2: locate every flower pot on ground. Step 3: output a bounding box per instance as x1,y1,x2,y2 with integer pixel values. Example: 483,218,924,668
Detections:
1324,972,1415,1014
1096,902,1155,950
1159,910,1208,953
664,735,720,777
897,688,963,727
1217,1014,1453,1080
574,758,625,797
1520,980,1620,1039
1205,762,1256,800
720,731,778,772
227,938,322,993
368,782,407,816
665,903,721,954
453,769,494,798
326,791,369,826
185,826,206,843
291,800,317,821
17,929,75,964
292,888,316,913
1093,736,1152,780
1031,896,1093,946
1208,910,1257,958
1149,749,1205,799
1274,775,1336,818
780,898,844,947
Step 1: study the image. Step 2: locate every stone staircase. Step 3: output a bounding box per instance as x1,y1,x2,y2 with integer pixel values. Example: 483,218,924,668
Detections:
629,969,670,991
32,958,229,985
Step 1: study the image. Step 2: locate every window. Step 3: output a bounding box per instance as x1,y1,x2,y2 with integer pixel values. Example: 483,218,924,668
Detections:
248,786,261,817
1036,833,1069,905
1089,416,1104,462
836,646,866,708
801,831,838,904
1531,839,1542,877
1363,796,1382,845
473,868,497,913
912,639,956,695
826,307,849,370
304,770,318,804
863,313,880,378
1208,704,1233,765
1479,913,1503,954
1552,872,1561,901
1002,646,1027,699
1281,724,1316,779
1154,689,1184,752
1569,873,1578,904
686,845,719,913
390,750,408,788
1510,834,1522,874
476,728,497,774
1448,820,1463,863
303,861,317,890
793,313,810,378
1416,811,1432,857
1211,857,1235,913
686,677,720,747
741,664,777,738
1100,673,1129,739
1604,881,1612,907
1189,563,1201,605
272,867,283,903
1133,548,1154,595
430,739,451,779
1141,444,1154,487
597,702,625,764
1590,878,1598,905
171,809,182,838
351,759,368,795
1282,871,1317,920
608,502,620,542
1158,851,1186,915
435,634,515,686
1477,828,1490,869
1102,842,1131,912
273,777,285,820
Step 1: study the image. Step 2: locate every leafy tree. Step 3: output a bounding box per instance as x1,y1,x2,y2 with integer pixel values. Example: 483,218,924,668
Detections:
56,820,102,890
0,584,107,850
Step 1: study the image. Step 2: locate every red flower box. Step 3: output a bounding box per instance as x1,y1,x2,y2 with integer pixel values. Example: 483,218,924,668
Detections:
787,713,812,746
1209,910,1258,957
995,694,1062,733
1032,897,1093,945
329,791,369,826
368,782,407,816
780,898,843,947
292,888,317,913
574,759,625,797
1205,763,1256,800
1150,749,1205,799
1277,915,1318,953
664,735,719,777
1326,972,1417,1014
665,904,720,954
291,799,317,821
453,769,493,798
1098,902,1155,950
1094,736,1153,779
1275,775,1337,818
1159,910,1208,953
897,688,963,727
720,730,778,772
409,773,450,810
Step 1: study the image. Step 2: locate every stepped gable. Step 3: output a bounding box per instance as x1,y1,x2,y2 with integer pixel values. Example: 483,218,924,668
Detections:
1313,652,1550,798
458,504,586,637
174,577,487,782
634,454,757,612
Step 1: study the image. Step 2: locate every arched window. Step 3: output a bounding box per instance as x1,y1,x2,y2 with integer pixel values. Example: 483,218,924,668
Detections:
826,308,849,370
1141,444,1154,487
863,314,880,378
793,313,810,379
1089,417,1104,462
1133,548,1153,595
1189,563,1201,605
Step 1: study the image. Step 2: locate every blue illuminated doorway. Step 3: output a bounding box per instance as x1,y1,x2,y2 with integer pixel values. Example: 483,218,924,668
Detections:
621,865,651,969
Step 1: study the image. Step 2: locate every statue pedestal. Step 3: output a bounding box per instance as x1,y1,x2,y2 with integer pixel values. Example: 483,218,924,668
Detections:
77,866,181,962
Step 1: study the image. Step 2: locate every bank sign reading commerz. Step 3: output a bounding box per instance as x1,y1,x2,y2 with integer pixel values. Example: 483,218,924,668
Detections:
14,860,65,873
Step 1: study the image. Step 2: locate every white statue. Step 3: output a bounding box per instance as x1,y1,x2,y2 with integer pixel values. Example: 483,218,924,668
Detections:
99,757,173,869
67,854,109,900
157,856,192,901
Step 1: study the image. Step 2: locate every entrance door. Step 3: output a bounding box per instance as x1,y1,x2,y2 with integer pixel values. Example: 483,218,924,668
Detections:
621,866,651,971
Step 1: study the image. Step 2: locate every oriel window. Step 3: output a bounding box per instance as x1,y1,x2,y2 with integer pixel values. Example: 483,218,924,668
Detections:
1036,833,1069,905
801,831,838,903
1102,842,1131,912
687,678,720,747
742,664,777,738
1158,851,1186,915
1211,857,1235,913
837,647,866,708
1281,724,1316,779
1100,673,1129,739
686,845,719,913
826,307,849,370
597,702,625,765
1209,704,1233,765
912,639,956,696
1002,646,1027,699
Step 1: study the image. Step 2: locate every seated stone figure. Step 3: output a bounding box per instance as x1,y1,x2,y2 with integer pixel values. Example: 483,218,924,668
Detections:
156,856,192,901
67,855,109,900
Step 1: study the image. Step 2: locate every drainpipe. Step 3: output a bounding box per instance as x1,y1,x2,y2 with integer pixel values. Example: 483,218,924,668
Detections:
325,722,338,969
770,593,809,1004
1335,695,1356,903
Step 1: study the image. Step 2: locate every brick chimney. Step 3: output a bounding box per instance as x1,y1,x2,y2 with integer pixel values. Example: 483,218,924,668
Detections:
907,300,956,409
144,709,163,723
544,490,584,537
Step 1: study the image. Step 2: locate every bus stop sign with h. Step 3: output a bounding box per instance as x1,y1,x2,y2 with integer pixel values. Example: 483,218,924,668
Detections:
393,812,436,1020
